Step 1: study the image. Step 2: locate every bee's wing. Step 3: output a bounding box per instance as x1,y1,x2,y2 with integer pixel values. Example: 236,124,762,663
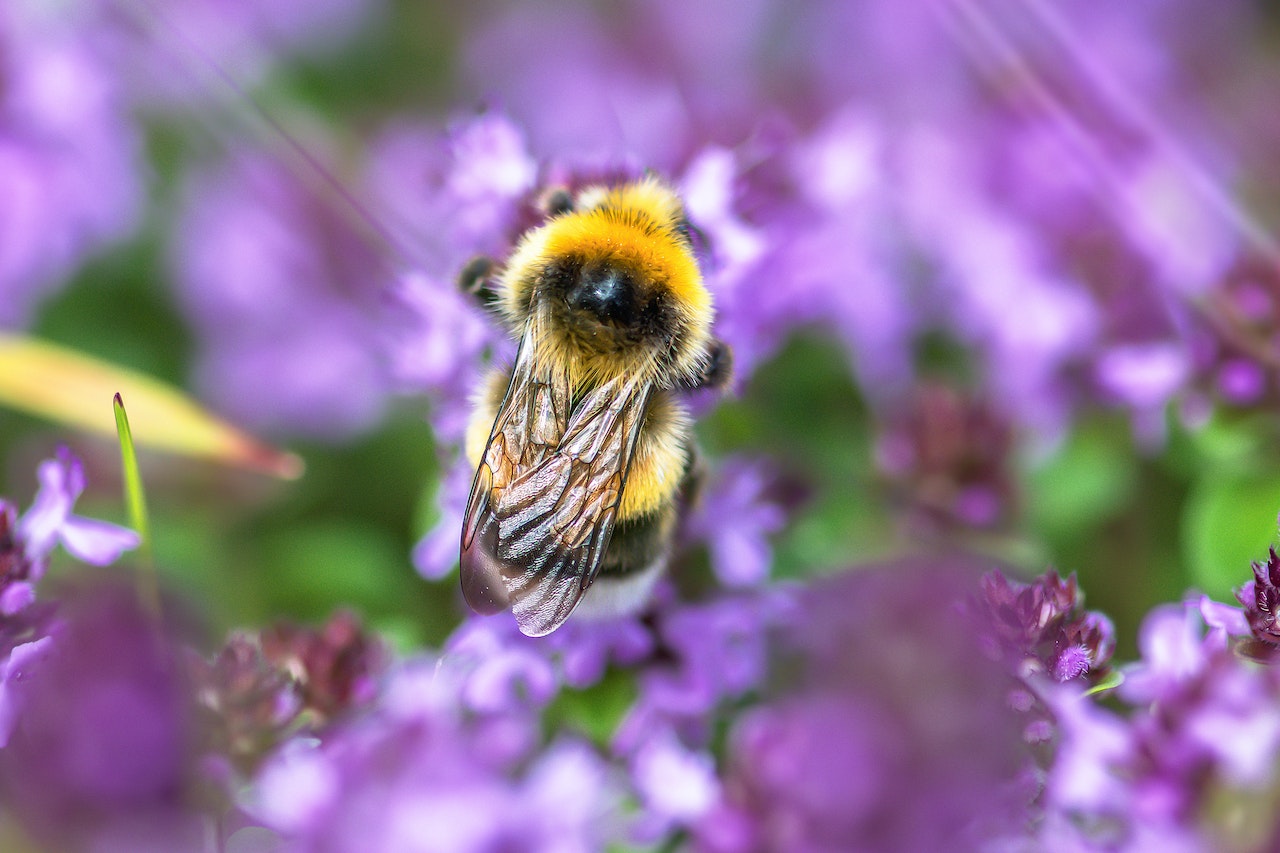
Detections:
460,337,650,637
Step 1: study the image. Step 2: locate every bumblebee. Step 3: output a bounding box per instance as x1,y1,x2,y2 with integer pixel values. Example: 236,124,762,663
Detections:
459,176,729,637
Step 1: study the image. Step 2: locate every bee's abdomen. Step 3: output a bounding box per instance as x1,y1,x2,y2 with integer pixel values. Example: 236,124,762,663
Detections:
597,507,676,578
616,391,691,521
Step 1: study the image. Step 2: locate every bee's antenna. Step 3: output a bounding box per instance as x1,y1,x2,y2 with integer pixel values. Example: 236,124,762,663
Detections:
110,0,435,278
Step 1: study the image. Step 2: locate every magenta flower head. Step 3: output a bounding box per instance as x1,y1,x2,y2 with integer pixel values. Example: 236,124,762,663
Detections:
975,569,1116,685
700,558,1031,852
1237,546,1280,654
0,579,200,851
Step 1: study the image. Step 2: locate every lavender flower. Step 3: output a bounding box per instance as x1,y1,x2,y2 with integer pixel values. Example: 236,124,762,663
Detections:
246,662,621,852
1024,593,1280,851
0,450,139,750
1237,545,1280,653
172,147,397,439
0,580,201,852
700,559,1031,852
976,568,1116,685
0,503,39,617
0,3,143,327
365,113,539,276
17,448,141,566
189,611,386,777
444,608,653,708
684,457,787,588
876,384,1019,534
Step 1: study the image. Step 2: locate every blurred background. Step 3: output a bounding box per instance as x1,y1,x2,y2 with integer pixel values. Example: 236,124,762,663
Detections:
4,0,1280,660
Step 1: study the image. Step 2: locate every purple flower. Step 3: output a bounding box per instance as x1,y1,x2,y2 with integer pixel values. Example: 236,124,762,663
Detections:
443,608,654,711
414,457,478,582
617,591,790,757
0,503,39,617
0,449,137,752
0,6,143,327
0,633,52,750
246,662,621,852
365,113,539,275
700,559,1031,852
0,580,201,851
685,457,787,588
17,448,140,566
1237,546,1280,654
876,384,1020,534
188,611,386,778
629,731,720,842
172,148,396,439
975,569,1116,686
1033,596,1280,847
384,271,498,445
92,0,381,106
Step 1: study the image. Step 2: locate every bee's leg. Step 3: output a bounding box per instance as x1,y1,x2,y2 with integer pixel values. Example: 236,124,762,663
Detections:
676,338,733,392
677,442,708,512
457,255,499,307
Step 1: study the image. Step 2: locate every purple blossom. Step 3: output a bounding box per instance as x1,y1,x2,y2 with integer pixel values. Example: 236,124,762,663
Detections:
365,113,539,275
443,607,654,709
172,148,396,439
0,580,201,851
700,559,1031,852
975,569,1116,686
0,4,143,327
1238,547,1280,655
1030,595,1280,849
629,731,720,842
245,662,621,852
384,271,497,445
0,450,137,751
17,448,140,566
876,384,1020,534
0,503,39,617
188,611,387,778
90,0,381,106
685,457,787,588
616,589,793,758
414,456,479,582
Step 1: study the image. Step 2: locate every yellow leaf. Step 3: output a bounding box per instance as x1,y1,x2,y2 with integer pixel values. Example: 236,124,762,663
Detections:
0,334,303,479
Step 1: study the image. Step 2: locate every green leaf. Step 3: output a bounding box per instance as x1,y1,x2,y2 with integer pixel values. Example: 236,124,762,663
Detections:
1027,419,1136,540
113,394,151,550
0,333,303,479
113,394,160,616
545,669,638,746
1183,471,1280,598
1084,669,1125,697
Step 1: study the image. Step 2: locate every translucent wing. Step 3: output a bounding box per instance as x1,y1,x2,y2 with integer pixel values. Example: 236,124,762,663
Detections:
460,331,651,637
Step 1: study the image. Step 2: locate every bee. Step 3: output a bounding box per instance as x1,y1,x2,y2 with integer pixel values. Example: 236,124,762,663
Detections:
459,176,730,637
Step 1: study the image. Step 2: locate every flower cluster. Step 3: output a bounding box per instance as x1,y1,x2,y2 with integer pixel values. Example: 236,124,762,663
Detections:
10,449,1280,851
976,568,1116,685
10,1,1280,852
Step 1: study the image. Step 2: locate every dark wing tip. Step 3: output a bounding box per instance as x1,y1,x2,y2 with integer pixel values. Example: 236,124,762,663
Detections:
460,522,511,615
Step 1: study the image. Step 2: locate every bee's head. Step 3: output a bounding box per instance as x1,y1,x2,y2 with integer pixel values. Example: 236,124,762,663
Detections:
499,178,713,385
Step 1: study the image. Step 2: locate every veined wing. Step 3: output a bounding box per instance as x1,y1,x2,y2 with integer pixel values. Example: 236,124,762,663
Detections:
460,331,651,637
